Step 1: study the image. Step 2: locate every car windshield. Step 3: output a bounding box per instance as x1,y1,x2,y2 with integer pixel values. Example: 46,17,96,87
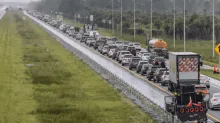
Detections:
124,55,132,58
143,54,150,56
116,42,122,44
121,52,130,55
155,57,164,61
128,47,135,50
140,62,148,65
165,72,169,75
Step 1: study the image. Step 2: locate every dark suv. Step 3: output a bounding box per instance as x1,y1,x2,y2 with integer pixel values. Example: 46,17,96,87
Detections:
136,61,149,73
153,57,166,68
126,46,136,56
153,68,168,83
140,64,153,75
80,36,88,43
128,57,141,70
146,65,161,81
94,40,105,50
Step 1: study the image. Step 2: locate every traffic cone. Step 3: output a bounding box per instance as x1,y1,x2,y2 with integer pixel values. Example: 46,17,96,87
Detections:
214,65,217,74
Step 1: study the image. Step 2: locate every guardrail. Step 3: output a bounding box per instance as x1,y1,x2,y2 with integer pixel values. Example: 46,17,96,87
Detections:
26,12,181,123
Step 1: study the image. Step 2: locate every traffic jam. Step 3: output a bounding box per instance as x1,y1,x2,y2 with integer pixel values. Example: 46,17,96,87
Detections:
26,10,220,123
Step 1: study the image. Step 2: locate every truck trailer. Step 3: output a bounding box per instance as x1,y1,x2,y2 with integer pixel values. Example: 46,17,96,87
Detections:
165,52,209,123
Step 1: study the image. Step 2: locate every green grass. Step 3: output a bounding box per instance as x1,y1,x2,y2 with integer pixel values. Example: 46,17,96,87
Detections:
0,11,37,123
201,69,220,80
1,11,156,123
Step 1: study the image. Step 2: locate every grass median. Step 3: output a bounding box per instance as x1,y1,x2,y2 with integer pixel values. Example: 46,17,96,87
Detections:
0,11,37,123
2,11,155,123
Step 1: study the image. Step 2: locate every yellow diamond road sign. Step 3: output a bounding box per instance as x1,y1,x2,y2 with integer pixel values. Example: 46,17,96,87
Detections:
215,44,220,55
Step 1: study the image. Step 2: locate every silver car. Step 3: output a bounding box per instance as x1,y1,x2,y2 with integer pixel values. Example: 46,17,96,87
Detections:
108,49,116,58
209,93,220,110
121,54,133,66
200,75,210,89
160,71,169,86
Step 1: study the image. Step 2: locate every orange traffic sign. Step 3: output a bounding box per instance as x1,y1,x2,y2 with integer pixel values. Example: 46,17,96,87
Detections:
215,44,220,55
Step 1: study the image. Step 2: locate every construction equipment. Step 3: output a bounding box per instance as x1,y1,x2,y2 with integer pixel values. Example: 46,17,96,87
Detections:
165,52,209,123
147,39,168,58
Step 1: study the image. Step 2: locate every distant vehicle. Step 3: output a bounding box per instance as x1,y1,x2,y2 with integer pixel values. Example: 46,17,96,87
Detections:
122,45,128,50
126,46,136,56
94,40,105,50
121,54,133,66
153,68,168,83
200,75,210,89
133,43,141,49
76,33,82,40
108,49,116,58
128,56,141,70
208,93,220,110
101,45,109,55
136,61,149,73
160,71,169,86
123,41,129,45
142,53,150,61
140,64,153,76
118,51,131,63
106,37,118,45
137,51,148,58
146,65,161,81
153,57,166,68
112,48,122,60
80,36,88,43
115,41,123,48
86,38,96,47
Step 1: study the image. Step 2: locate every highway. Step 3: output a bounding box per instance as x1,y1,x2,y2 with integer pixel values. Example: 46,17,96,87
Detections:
24,11,220,122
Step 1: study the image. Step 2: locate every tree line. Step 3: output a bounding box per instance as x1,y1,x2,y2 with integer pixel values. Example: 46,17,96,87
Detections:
29,0,220,43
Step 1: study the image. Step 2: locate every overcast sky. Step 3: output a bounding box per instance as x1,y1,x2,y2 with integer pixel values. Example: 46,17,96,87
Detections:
0,0,39,3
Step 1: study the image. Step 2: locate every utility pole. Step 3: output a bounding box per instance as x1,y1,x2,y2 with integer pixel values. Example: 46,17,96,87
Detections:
173,0,176,48
134,0,136,41
184,0,186,52
151,0,152,39
112,0,115,34
213,0,215,57
120,0,123,37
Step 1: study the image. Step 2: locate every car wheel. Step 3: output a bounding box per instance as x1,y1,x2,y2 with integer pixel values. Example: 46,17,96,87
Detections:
136,70,139,73
148,77,151,81
161,82,165,86
129,67,132,70
122,63,124,66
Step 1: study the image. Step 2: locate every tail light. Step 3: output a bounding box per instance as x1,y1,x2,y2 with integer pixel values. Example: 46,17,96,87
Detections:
185,108,189,112
190,108,195,112
180,108,184,113
154,61,157,65
195,107,199,112
212,98,217,101
206,80,209,82
164,75,166,78
200,107,204,112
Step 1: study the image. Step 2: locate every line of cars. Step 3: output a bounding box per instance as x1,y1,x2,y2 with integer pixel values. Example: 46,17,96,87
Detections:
27,10,219,111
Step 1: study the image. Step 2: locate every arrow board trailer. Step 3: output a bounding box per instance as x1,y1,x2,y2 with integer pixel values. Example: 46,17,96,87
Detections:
168,52,200,92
